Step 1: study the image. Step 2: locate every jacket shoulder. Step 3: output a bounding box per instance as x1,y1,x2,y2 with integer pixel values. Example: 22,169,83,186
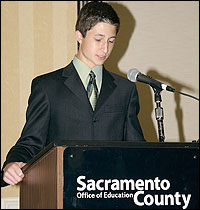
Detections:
106,70,136,87
31,62,74,85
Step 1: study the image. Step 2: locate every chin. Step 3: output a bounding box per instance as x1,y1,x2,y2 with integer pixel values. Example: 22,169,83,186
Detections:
95,60,106,66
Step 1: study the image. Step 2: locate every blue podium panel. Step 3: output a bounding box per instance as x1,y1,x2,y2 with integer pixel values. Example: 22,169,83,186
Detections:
63,146,199,209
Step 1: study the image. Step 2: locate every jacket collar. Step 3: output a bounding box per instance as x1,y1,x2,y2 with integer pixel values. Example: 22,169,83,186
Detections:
62,62,117,113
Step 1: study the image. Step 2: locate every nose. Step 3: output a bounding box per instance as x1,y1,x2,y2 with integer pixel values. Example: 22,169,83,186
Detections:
101,41,109,54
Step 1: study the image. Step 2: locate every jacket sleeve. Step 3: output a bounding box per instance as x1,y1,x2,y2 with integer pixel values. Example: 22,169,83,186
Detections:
1,77,50,174
124,83,146,141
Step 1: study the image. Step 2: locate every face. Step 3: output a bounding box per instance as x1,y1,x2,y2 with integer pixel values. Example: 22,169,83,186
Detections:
76,22,117,69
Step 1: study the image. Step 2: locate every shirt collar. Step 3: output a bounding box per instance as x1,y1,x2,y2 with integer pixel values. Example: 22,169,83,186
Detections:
72,55,102,89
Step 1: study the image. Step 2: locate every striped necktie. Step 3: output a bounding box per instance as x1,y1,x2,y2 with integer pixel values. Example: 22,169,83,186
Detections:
87,71,99,110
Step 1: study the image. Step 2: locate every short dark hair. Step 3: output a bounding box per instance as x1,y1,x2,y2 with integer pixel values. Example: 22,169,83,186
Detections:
75,2,120,38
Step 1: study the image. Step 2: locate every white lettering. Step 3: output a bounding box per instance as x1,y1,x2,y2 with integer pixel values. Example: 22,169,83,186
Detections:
76,175,192,209
165,194,175,205
77,176,171,192
160,179,170,190
96,179,104,191
144,194,154,206
87,179,96,191
144,179,155,190
110,179,119,191
120,179,135,190
77,175,86,191
154,194,164,206
174,192,181,205
104,179,111,190
135,179,144,190
133,191,144,206
182,194,191,209
76,192,95,198
154,177,161,190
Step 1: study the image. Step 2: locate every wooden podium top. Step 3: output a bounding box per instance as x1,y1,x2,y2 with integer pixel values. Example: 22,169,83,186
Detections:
25,140,199,169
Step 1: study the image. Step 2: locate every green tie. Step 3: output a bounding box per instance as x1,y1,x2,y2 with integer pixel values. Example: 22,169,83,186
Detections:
87,71,99,110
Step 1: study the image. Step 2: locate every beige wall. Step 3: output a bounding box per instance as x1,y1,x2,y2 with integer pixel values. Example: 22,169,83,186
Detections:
1,0,199,199
106,1,199,142
1,1,77,199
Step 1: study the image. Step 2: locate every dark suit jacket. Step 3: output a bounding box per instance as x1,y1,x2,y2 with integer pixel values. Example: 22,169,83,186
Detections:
2,61,145,177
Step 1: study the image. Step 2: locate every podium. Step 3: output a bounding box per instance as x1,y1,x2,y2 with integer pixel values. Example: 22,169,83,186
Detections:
20,141,199,209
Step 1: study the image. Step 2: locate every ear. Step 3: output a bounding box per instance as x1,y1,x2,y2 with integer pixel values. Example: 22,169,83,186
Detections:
75,30,83,44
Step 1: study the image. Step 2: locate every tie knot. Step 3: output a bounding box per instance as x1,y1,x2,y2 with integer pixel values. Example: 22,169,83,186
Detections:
89,71,96,79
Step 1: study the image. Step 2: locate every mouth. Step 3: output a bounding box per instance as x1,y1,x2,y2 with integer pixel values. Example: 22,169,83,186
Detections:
97,55,107,60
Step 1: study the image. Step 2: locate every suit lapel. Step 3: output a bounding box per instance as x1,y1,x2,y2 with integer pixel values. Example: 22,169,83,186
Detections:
95,68,117,112
62,63,117,113
62,62,92,111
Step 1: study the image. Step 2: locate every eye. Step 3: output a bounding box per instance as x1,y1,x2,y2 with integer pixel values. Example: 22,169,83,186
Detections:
109,40,114,44
95,38,101,42
108,39,115,44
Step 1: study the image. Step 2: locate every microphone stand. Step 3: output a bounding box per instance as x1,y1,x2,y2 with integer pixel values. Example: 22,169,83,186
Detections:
152,87,165,142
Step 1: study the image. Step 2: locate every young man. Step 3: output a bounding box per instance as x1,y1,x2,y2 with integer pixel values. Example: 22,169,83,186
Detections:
1,2,145,187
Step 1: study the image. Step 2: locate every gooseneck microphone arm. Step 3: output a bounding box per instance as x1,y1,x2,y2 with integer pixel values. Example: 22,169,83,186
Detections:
127,68,199,101
127,68,199,142
153,88,165,142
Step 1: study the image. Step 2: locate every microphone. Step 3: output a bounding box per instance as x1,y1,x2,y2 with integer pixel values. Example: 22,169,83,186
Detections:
127,68,175,92
127,68,199,101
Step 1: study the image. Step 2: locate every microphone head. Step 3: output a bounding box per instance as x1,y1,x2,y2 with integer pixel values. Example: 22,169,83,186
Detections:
127,68,140,82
